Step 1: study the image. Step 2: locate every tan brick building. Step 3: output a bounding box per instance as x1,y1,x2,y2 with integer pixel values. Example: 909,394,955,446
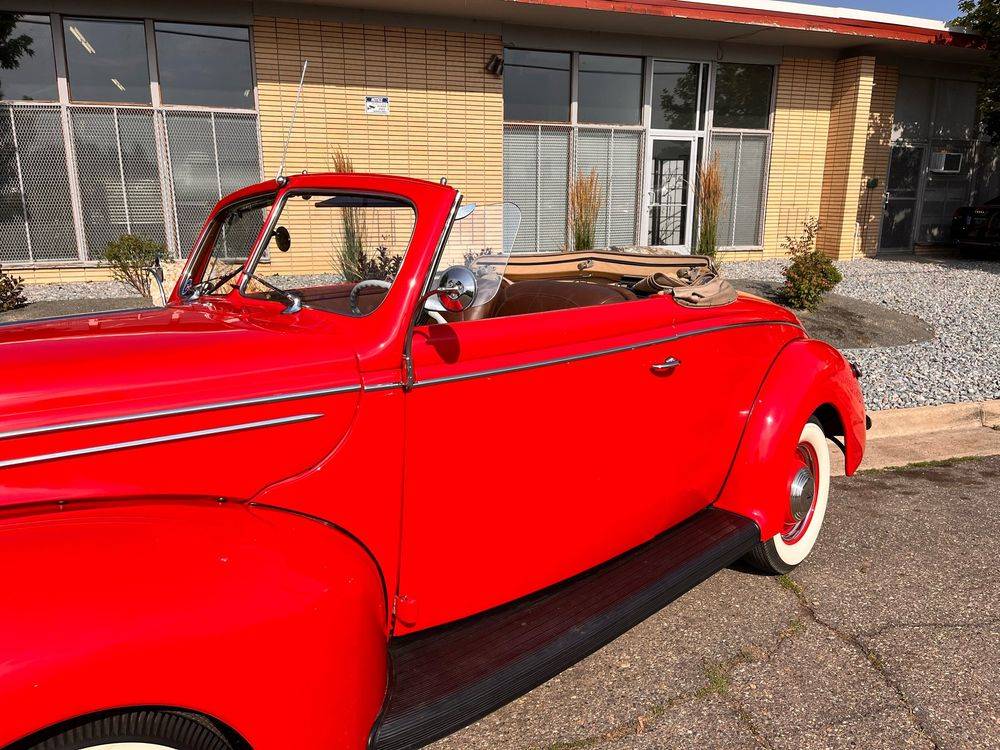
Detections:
0,0,988,284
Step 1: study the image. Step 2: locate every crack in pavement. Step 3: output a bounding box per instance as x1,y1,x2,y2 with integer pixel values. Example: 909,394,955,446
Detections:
778,574,949,750
534,613,808,750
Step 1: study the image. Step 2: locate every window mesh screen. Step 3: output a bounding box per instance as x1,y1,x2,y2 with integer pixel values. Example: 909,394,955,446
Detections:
503,124,569,252
712,131,768,248
164,110,261,257
576,127,640,248
2,103,260,266
0,105,77,262
70,107,166,259
504,124,639,252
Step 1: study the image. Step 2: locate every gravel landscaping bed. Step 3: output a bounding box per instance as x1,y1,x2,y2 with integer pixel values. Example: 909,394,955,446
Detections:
726,255,1000,410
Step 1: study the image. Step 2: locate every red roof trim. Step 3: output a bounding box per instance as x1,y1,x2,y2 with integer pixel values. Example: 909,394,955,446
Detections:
508,0,984,48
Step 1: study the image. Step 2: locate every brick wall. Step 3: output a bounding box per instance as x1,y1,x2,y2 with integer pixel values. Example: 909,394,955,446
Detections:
750,57,836,262
253,17,504,276
857,64,898,257
817,56,876,259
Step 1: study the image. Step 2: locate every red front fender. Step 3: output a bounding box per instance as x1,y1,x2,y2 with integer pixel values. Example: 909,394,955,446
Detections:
714,338,866,541
0,501,388,750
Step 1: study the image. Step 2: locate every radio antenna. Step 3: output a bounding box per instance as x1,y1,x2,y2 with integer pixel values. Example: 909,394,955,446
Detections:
275,59,309,182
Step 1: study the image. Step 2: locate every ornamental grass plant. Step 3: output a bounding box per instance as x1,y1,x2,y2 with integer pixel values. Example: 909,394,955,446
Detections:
569,168,602,251
696,155,722,258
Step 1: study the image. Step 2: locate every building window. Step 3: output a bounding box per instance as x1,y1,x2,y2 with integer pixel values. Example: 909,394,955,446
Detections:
0,14,58,102
154,23,253,109
0,105,77,263
651,61,704,131
577,54,642,125
713,63,773,130
503,49,571,122
503,48,643,252
0,14,261,267
70,107,167,258
164,111,262,254
710,63,773,248
713,132,769,247
64,17,151,103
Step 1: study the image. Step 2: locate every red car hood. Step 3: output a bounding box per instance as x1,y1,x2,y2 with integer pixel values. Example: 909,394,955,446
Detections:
0,303,360,435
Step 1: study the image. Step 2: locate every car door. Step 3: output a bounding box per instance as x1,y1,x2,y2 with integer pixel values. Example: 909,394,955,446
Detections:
394,295,769,633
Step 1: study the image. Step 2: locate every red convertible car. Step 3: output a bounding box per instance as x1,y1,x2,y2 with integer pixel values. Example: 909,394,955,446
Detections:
0,173,865,750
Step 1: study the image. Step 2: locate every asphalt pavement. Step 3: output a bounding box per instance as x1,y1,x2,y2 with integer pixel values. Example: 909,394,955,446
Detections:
431,455,1000,750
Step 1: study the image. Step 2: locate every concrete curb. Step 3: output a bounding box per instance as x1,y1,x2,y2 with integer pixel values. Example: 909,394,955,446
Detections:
869,399,1000,439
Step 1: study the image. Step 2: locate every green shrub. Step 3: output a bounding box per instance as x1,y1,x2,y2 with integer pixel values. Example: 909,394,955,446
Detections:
355,244,403,281
0,262,26,312
779,218,842,311
104,234,165,298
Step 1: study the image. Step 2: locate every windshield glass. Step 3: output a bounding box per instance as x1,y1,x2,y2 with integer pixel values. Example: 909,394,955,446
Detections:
425,201,520,316
231,190,417,316
183,195,269,298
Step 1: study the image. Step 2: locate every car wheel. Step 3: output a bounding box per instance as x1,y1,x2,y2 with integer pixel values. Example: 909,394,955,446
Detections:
744,418,830,575
25,710,234,750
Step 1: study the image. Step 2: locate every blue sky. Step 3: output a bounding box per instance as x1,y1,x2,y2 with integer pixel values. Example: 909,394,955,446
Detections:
799,0,960,22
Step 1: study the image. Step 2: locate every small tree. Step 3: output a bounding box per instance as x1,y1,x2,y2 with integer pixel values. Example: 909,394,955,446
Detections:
569,168,602,251
104,234,165,298
333,148,367,281
953,1,999,144
0,262,26,312
779,218,843,311
0,12,33,101
696,154,722,257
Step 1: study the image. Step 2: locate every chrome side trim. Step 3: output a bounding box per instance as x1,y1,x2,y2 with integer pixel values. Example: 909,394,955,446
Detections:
365,381,404,392
411,320,802,388
0,413,322,470
0,385,358,442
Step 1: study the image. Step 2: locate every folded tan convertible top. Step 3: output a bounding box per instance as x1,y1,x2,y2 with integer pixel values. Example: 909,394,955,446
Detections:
492,249,714,283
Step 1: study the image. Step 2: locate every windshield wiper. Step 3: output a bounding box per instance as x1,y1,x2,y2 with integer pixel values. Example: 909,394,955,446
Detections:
248,274,302,314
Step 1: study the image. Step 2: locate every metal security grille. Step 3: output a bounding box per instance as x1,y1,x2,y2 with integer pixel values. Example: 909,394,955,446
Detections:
70,106,167,259
1,101,261,266
504,124,641,253
575,127,641,248
713,131,769,248
503,123,570,253
163,111,262,257
0,104,77,263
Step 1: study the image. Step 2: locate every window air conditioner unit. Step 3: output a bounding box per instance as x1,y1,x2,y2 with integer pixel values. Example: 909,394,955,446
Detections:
930,152,963,174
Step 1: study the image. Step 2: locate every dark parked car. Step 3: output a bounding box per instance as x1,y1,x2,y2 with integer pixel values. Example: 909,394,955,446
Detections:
952,196,1000,254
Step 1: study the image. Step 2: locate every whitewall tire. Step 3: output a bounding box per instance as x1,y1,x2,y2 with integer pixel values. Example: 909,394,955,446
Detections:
745,418,831,574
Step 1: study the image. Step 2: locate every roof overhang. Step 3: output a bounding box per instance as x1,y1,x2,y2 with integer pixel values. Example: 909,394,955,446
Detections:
271,0,988,63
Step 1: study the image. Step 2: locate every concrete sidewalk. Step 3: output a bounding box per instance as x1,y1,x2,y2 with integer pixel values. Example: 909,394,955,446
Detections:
831,399,1000,476
432,456,1000,750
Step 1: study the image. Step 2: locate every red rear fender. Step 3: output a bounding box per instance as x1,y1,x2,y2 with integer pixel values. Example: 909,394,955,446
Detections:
714,338,866,540
0,501,388,750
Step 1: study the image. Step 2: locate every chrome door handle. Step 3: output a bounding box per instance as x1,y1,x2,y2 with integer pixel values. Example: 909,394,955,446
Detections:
651,356,681,372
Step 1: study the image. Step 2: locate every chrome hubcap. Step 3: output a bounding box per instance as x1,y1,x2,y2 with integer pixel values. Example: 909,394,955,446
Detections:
790,466,816,521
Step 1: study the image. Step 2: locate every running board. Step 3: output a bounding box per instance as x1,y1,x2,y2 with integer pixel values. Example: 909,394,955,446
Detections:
369,508,759,750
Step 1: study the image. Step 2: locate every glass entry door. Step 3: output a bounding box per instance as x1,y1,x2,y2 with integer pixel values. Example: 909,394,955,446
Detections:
647,138,697,251
880,145,924,252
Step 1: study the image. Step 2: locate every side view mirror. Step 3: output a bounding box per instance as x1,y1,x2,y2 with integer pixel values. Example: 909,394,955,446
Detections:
274,226,291,252
147,256,167,306
424,265,477,313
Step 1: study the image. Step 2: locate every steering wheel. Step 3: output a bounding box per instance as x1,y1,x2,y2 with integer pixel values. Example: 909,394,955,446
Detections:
349,279,392,315
348,278,448,323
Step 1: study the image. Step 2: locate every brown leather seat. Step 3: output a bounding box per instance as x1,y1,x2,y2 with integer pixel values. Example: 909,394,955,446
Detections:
490,279,636,318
